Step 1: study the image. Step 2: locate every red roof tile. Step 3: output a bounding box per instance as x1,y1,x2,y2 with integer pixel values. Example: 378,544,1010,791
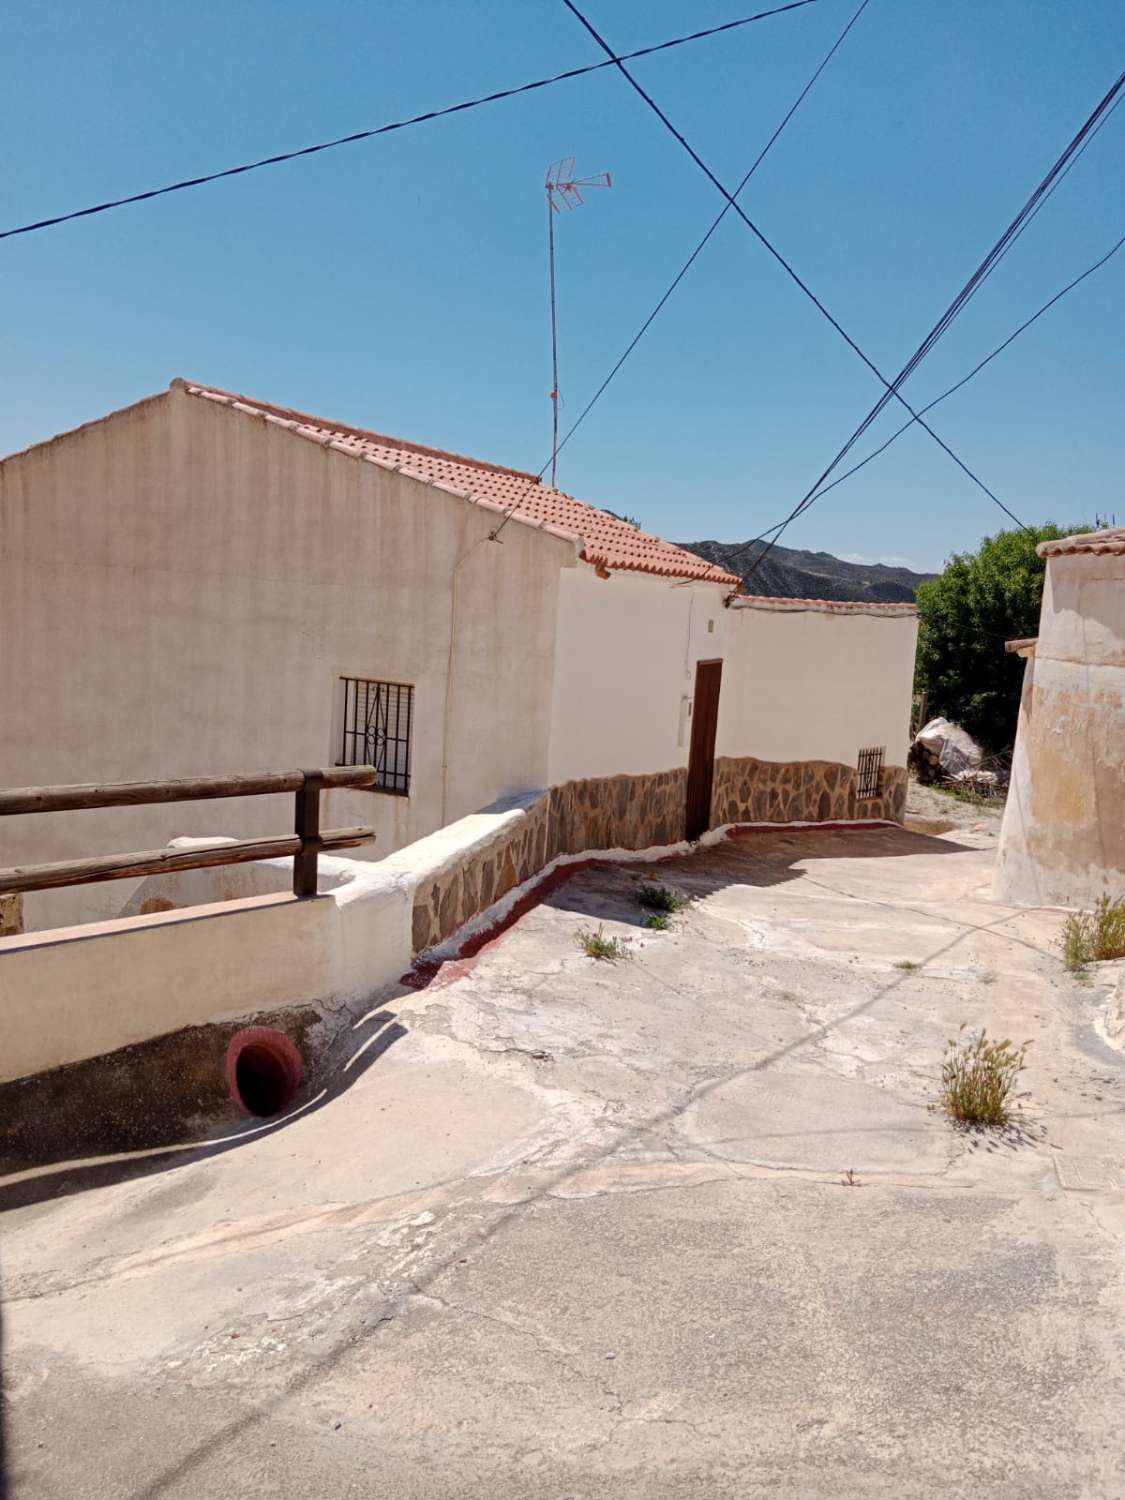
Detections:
182,382,740,587
1038,527,1125,559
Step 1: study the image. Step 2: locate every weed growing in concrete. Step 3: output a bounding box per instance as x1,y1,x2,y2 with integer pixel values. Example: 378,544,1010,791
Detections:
637,883,690,914
576,926,629,962
939,1025,1030,1128
1059,896,1125,972
643,912,672,932
894,959,920,972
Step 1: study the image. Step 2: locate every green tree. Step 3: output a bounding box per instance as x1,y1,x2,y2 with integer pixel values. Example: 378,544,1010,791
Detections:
915,523,1088,751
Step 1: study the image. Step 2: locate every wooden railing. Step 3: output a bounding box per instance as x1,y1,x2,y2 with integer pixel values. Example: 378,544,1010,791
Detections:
0,767,377,900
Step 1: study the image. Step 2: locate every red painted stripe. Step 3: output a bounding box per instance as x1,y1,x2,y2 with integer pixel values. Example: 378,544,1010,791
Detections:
399,820,900,989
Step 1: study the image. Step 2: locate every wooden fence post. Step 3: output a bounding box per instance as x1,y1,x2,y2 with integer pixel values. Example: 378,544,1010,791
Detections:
293,769,326,898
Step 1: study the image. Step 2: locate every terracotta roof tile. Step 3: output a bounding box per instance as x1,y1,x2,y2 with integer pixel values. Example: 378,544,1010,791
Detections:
182,382,740,587
1037,527,1125,559
731,594,918,616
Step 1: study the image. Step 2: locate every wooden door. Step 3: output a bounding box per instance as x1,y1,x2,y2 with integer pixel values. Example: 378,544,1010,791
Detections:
685,659,722,841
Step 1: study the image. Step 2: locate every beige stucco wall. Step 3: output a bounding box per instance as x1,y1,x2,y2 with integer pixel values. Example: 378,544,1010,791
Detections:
718,603,918,768
994,549,1125,908
548,568,727,782
548,566,917,785
0,386,572,926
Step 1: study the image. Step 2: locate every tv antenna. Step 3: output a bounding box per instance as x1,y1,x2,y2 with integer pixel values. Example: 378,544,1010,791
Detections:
545,157,611,488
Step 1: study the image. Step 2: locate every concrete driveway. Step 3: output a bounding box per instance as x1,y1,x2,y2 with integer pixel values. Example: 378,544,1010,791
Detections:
4,825,1125,1498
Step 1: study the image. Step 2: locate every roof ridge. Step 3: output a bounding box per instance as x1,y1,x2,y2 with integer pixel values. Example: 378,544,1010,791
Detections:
732,594,918,614
178,379,742,588
179,380,541,483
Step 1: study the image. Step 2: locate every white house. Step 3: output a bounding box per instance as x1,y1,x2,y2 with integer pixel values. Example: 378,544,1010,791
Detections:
0,379,918,931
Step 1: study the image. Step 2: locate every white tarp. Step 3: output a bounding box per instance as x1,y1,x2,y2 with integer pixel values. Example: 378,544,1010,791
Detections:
914,717,983,777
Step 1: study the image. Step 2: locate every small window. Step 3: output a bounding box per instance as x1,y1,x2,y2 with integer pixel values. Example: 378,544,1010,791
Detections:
856,745,885,801
338,677,413,795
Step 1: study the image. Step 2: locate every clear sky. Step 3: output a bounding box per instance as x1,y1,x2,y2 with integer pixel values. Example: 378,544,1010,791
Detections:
2,0,1121,571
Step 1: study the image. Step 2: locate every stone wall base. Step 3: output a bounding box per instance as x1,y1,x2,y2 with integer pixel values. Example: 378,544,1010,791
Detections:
411,760,906,954
0,893,22,937
411,769,687,953
711,757,908,827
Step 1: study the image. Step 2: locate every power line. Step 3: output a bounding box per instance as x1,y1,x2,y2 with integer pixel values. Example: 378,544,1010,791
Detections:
549,0,873,471
559,0,1024,542
489,0,870,542
0,0,826,243
734,65,1125,584
719,120,1125,573
798,231,1125,513
728,225,1125,573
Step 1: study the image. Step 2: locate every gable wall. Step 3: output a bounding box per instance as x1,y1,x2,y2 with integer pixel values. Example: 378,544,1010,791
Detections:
0,386,571,925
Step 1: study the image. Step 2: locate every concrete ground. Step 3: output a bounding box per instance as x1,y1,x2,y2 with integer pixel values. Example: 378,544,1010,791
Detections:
4,824,1125,1499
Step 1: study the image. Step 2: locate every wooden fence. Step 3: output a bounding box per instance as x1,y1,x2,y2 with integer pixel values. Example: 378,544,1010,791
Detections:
0,767,377,900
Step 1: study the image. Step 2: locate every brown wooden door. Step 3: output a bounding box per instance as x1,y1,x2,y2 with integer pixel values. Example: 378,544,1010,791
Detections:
685,659,722,841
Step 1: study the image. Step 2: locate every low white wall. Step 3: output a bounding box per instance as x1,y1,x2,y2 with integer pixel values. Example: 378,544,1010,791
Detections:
0,853,411,1085
0,795,547,1084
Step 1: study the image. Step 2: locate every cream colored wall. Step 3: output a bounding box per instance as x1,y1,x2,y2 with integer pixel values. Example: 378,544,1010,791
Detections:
0,387,571,925
717,605,918,767
547,568,727,781
995,551,1125,908
547,565,917,783
0,856,412,1084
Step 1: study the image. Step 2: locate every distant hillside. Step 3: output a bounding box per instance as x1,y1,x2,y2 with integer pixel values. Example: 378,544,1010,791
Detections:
679,539,937,603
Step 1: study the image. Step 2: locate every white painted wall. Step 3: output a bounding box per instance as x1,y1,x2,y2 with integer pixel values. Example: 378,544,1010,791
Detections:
0,386,572,926
548,568,727,781
995,548,1125,908
548,565,917,783
717,603,918,767
0,859,408,1084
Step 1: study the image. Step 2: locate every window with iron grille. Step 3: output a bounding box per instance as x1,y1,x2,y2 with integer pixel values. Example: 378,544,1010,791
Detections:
338,677,413,795
856,745,885,801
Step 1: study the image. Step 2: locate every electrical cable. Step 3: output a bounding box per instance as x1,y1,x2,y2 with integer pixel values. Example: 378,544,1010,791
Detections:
723,129,1124,574
734,66,1125,584
489,0,871,541
559,0,1029,545
549,0,873,472
0,0,827,242
799,232,1125,510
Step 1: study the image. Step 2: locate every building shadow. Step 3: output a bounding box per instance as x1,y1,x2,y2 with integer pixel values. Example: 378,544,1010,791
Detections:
544,824,978,925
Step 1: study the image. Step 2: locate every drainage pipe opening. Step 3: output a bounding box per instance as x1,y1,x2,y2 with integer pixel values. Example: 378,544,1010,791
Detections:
226,1028,304,1118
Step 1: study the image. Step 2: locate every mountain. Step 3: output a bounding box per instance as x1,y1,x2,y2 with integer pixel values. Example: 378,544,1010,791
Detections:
678,539,937,603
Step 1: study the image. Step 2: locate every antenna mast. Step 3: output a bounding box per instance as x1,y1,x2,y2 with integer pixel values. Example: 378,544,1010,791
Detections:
545,157,611,488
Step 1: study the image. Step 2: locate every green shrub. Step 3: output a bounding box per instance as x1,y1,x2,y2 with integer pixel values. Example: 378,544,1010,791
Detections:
915,523,1089,751
643,912,671,931
1058,896,1125,972
576,925,628,961
637,883,690,914
939,1026,1030,1127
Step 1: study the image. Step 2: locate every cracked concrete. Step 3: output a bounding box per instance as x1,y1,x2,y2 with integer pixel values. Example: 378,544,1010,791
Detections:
3,824,1125,1497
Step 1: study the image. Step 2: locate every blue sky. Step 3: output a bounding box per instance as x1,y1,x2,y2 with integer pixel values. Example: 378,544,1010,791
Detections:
2,0,1121,571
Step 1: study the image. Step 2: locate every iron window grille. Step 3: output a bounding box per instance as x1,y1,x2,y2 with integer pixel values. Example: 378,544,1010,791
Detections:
856,745,885,801
338,677,413,795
